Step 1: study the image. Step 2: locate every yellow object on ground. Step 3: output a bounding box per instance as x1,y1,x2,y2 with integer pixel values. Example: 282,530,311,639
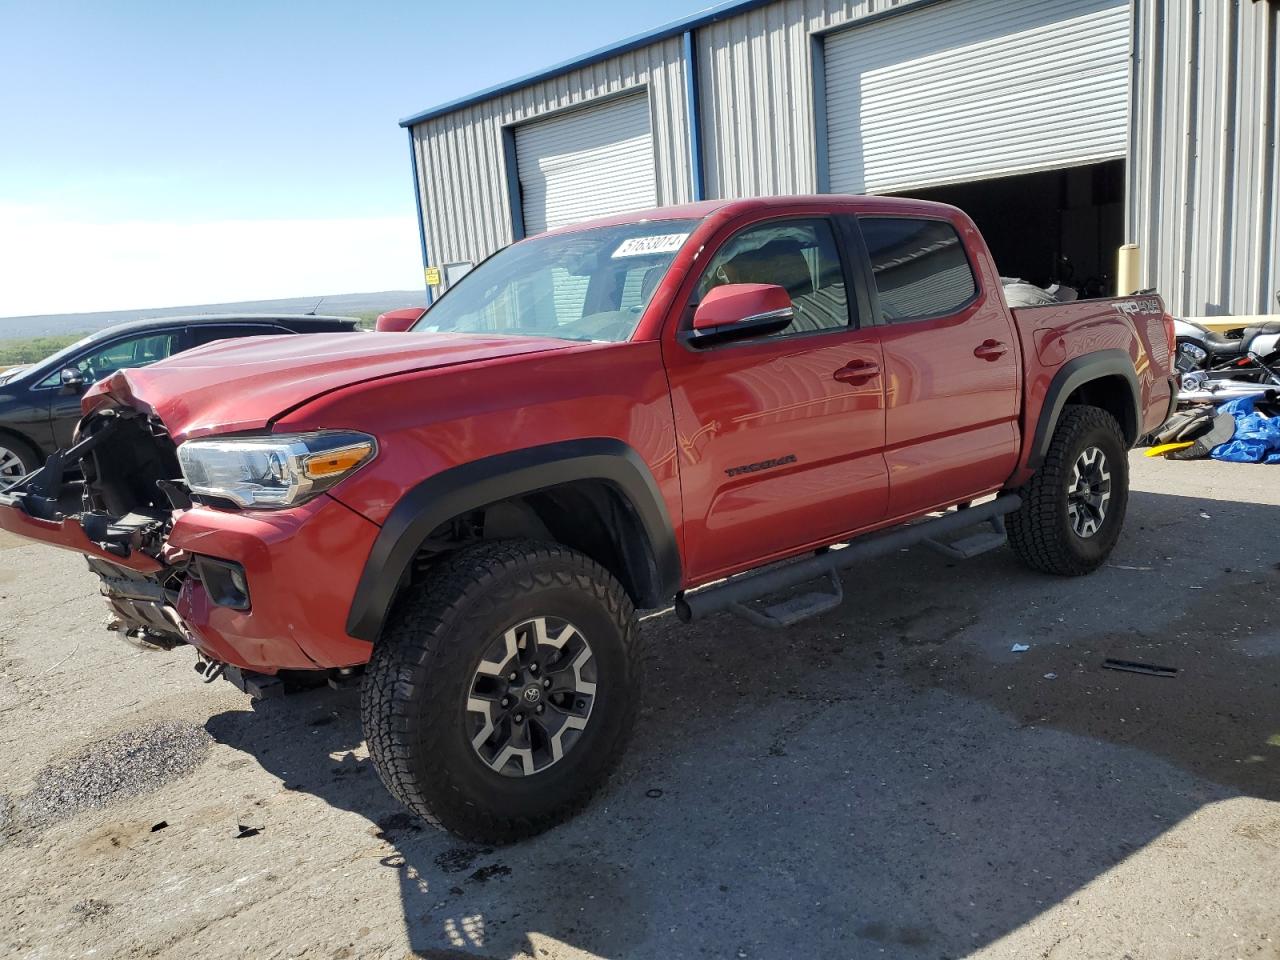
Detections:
1145,441,1195,457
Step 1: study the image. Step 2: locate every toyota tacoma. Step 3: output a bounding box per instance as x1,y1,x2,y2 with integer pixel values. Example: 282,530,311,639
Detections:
0,196,1177,842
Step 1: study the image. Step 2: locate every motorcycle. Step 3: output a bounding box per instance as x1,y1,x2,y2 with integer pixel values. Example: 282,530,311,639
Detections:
1173,292,1280,381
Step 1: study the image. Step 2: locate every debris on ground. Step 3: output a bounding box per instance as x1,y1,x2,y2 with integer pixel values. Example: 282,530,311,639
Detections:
234,824,262,839
150,820,168,832
6,720,212,837
1011,643,1030,653
1102,658,1179,678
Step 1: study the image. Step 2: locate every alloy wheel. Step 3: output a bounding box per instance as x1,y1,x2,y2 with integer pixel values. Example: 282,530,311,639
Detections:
466,616,597,777
0,446,26,488
1067,445,1111,538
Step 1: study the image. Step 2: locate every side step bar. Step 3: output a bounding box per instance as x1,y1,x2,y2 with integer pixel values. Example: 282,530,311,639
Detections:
674,494,1021,627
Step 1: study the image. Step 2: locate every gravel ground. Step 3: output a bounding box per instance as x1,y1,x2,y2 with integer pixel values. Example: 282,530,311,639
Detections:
0,454,1277,959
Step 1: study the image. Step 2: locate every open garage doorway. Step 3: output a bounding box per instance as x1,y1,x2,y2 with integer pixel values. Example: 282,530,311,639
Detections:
890,159,1125,300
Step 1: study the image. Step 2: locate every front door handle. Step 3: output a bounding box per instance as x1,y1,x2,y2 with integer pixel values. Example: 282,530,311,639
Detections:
833,360,881,384
974,339,1008,361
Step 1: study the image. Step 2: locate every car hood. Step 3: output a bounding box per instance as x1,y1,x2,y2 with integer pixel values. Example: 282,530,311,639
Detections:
0,365,31,384
84,332,576,441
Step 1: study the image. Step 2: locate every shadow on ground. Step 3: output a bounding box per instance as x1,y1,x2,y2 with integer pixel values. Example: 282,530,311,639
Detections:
206,488,1280,958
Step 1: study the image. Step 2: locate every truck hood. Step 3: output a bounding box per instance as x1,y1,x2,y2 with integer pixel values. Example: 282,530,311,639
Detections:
85,332,576,441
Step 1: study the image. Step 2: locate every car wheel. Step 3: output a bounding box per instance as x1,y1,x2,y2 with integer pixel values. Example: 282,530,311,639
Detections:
0,435,40,490
1007,406,1129,576
361,539,643,843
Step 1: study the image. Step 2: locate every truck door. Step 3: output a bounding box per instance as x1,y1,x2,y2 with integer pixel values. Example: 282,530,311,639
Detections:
661,216,889,583
854,215,1020,517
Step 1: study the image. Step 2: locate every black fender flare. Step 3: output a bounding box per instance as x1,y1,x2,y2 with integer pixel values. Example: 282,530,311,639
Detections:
345,438,681,641
1028,349,1141,468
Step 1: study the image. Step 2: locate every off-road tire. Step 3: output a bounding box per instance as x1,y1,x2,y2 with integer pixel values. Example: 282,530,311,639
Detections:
1007,405,1129,576
361,539,643,844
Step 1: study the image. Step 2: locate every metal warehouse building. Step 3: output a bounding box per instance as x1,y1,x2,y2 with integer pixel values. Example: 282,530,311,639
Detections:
400,0,1279,319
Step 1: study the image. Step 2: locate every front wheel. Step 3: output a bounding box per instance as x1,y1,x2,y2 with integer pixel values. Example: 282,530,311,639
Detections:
0,435,40,490
1007,406,1129,576
361,540,643,843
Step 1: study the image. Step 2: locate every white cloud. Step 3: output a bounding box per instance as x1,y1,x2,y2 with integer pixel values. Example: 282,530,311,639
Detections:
0,203,423,317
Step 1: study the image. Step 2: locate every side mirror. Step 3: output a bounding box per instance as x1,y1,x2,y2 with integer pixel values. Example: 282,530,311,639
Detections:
689,284,793,345
59,368,86,393
374,307,427,332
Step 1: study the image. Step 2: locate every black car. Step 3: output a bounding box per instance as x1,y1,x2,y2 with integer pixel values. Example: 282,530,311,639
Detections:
0,314,359,484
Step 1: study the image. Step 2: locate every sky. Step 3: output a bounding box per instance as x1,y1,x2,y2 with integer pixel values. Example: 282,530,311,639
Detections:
0,0,707,318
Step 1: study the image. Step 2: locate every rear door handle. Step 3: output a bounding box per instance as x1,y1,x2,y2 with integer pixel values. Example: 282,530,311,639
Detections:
974,339,1008,361
833,360,881,384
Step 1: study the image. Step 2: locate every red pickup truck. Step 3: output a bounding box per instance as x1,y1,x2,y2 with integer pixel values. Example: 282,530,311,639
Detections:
0,196,1176,842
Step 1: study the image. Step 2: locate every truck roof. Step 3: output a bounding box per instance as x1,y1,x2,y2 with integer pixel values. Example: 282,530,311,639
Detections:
536,194,961,239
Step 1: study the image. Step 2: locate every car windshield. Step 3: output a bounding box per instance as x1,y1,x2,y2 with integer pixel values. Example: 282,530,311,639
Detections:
414,219,700,343
16,333,102,383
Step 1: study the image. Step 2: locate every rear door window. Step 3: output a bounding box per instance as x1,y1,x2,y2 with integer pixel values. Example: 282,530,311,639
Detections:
858,217,977,323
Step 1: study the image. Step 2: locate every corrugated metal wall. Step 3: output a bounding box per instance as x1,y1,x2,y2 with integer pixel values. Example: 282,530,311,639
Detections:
1129,0,1280,317
410,36,693,269
697,0,912,199
823,0,1129,193
408,0,1279,319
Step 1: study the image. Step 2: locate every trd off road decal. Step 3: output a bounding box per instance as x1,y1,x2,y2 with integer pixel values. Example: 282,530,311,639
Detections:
1114,297,1162,317
724,454,797,477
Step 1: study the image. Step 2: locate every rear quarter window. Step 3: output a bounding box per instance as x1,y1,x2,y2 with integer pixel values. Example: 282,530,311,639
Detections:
859,217,977,323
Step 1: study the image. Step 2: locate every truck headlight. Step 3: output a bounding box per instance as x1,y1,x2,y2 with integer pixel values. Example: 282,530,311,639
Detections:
177,431,376,509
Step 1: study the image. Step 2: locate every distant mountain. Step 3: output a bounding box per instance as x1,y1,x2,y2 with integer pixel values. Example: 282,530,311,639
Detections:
0,291,427,339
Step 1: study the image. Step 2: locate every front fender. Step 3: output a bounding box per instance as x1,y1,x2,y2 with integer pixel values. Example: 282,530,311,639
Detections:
344,438,680,641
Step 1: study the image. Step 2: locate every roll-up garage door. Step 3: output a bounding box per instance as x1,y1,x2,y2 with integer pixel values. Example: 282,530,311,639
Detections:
514,92,657,235
823,0,1130,194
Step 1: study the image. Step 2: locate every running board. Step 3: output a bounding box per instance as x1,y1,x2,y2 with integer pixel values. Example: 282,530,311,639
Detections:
923,514,1008,560
675,495,1021,628
731,571,844,629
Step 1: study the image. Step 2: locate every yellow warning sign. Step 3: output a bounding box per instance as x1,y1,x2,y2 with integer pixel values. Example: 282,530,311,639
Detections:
424,266,442,286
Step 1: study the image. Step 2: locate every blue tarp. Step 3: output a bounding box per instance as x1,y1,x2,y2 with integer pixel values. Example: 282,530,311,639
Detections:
1212,394,1280,464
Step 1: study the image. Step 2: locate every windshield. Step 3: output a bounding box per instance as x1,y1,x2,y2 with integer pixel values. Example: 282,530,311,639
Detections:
414,219,700,342
12,332,101,384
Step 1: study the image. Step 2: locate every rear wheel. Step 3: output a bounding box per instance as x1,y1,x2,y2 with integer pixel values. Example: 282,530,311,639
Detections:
361,540,643,843
1007,406,1129,576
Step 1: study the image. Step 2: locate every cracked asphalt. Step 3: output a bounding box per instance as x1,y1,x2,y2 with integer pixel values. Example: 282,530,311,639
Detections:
0,454,1277,959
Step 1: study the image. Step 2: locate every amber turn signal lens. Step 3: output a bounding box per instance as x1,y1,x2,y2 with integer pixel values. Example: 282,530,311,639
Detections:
302,442,374,480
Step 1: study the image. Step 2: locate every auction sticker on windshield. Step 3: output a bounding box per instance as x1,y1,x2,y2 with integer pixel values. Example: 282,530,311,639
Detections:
612,233,689,258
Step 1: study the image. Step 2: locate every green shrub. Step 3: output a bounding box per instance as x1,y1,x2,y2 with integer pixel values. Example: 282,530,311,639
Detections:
0,334,86,367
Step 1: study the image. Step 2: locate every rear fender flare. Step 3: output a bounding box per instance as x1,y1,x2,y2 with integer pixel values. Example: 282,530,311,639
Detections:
345,438,680,641
1028,349,1140,468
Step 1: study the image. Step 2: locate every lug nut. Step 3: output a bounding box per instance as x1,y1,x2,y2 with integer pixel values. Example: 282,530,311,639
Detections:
514,712,524,723
529,663,538,673
500,696,510,707
542,678,552,688
536,704,544,714
508,671,518,681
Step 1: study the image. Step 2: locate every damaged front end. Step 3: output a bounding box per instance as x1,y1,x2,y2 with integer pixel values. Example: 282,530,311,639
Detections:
1,401,381,684
0,407,193,650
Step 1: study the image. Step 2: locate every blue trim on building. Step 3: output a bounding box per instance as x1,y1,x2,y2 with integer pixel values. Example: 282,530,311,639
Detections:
406,128,434,304
398,0,781,128
682,30,706,202
501,127,526,241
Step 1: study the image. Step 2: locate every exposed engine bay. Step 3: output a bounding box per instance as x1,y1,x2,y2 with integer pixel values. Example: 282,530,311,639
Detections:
4,408,193,649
